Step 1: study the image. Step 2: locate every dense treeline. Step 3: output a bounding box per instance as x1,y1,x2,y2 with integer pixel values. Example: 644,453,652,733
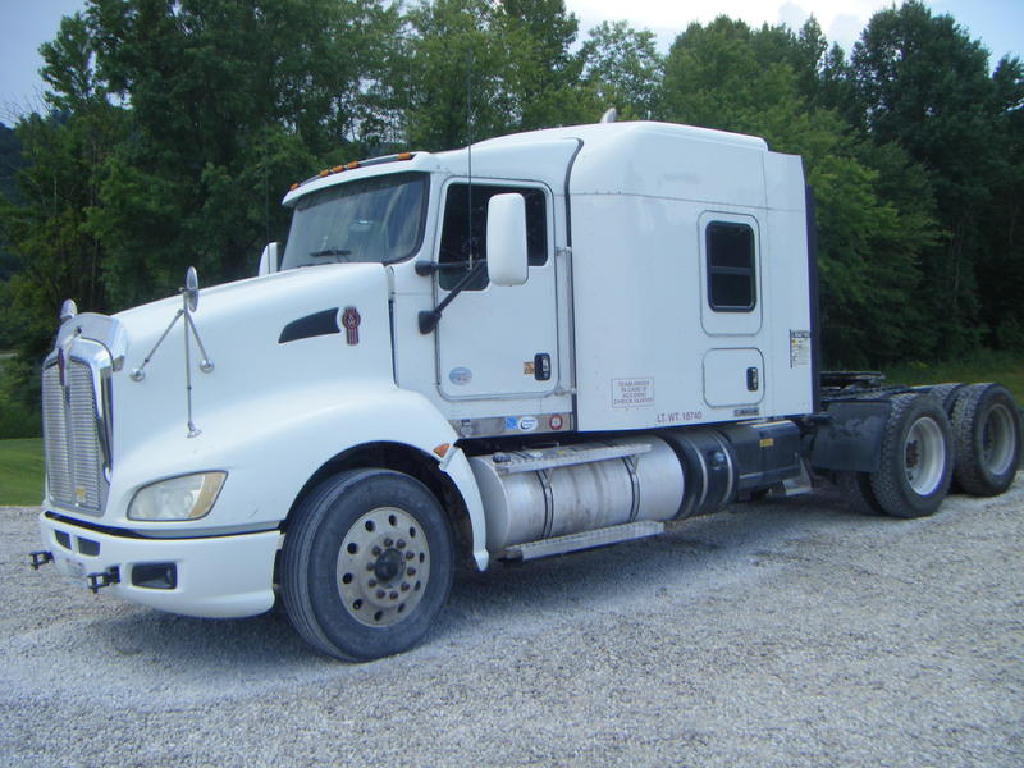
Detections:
1,0,1022,433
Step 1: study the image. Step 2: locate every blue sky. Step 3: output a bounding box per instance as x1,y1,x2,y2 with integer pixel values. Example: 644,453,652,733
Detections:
2,0,1021,123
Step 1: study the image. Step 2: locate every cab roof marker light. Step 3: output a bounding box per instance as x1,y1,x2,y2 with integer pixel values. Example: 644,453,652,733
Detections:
289,152,424,193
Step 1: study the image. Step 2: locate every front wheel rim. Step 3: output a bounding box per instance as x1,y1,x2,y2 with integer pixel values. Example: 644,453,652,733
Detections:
981,403,1016,476
336,506,430,627
904,416,946,495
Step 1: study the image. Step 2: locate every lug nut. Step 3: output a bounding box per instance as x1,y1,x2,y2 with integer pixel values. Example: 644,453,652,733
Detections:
383,538,393,548
368,579,377,587
389,591,398,600
376,589,385,599
372,546,382,556
401,583,410,592
406,551,415,560
397,540,406,549
407,567,416,577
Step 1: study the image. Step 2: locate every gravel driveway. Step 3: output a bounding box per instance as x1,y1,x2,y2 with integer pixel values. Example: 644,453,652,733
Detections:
2,476,1022,767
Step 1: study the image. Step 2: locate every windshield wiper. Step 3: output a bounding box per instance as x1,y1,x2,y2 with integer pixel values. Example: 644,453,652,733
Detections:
309,249,353,259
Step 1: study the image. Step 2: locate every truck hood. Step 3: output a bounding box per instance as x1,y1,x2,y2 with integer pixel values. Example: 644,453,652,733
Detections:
101,263,393,466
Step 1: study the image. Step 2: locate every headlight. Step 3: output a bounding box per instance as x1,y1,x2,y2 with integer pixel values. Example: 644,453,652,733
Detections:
128,472,226,521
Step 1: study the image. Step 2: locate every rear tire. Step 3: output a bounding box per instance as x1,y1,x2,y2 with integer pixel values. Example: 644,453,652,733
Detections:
838,471,884,516
281,469,454,661
922,384,966,494
869,393,953,518
923,382,964,414
950,383,1021,497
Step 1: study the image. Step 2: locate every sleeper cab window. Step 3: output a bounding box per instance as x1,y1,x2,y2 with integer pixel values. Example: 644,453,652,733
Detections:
438,183,548,291
706,220,756,312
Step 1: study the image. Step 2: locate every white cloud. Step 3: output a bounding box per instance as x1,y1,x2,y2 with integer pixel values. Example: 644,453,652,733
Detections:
778,3,810,32
827,13,866,51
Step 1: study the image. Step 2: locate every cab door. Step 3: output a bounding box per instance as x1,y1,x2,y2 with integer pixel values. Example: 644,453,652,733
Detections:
432,180,559,400
698,212,766,409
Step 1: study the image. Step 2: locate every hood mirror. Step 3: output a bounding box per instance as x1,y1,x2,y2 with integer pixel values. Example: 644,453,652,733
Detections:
184,266,199,312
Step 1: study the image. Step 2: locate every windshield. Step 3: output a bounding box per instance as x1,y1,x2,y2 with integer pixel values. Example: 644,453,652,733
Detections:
281,172,429,269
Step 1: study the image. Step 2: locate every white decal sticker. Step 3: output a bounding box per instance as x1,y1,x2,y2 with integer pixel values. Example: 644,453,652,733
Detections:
612,377,655,408
449,367,472,385
790,330,811,367
517,416,538,432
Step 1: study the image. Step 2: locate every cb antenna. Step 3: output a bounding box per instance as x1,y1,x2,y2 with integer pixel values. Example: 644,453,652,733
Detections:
466,49,475,270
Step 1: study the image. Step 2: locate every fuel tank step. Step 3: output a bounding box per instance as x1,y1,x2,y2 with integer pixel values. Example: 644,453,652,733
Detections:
498,520,664,561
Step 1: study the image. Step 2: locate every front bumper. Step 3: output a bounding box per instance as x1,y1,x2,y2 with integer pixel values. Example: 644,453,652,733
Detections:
38,512,282,618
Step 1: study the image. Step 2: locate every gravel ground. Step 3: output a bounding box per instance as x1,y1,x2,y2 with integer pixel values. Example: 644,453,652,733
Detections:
2,476,1022,767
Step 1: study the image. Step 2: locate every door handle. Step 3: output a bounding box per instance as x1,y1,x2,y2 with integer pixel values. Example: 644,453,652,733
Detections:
534,353,551,381
746,366,759,391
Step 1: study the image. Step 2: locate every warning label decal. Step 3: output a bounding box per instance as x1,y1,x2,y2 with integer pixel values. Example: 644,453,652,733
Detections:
790,330,811,367
612,377,655,408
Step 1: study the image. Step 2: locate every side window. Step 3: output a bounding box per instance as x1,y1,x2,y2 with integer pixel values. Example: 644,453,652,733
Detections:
706,221,756,312
438,184,548,290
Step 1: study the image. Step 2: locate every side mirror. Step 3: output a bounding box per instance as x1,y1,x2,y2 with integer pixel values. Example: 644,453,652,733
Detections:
259,242,281,276
486,194,528,286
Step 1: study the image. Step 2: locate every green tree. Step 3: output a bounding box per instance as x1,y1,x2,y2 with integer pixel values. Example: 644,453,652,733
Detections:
81,0,396,305
579,21,662,119
847,1,1016,352
0,12,125,371
0,0,397,418
660,16,939,366
0,124,24,299
975,55,1024,350
402,0,511,151
403,0,591,151
493,0,588,130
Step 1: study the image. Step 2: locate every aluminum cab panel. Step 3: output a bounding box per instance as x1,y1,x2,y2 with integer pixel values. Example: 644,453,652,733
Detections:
570,194,706,431
569,147,812,430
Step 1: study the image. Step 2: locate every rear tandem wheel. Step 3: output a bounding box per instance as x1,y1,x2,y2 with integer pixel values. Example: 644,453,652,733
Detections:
950,383,1022,497
865,393,954,518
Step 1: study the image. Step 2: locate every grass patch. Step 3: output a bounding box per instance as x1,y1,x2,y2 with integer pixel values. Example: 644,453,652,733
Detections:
0,438,43,506
882,350,1024,405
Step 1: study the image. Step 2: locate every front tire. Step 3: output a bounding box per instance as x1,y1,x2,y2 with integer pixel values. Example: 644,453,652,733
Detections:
869,393,953,518
281,469,454,661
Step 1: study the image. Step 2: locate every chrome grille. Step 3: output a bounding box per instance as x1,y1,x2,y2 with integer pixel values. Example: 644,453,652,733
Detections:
42,357,106,513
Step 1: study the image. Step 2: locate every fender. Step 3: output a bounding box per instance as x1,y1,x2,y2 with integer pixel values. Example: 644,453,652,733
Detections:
102,383,489,570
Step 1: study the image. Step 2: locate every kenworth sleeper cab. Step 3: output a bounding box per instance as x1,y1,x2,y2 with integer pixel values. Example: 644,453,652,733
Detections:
31,121,1022,660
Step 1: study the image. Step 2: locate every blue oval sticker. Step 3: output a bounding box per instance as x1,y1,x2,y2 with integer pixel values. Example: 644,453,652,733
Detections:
449,367,472,386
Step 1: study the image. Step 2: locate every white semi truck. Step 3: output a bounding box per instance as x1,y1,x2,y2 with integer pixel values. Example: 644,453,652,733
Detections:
30,121,1022,661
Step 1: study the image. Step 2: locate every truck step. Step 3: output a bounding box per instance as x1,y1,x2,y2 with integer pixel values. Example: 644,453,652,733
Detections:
491,443,652,475
499,520,664,561
782,460,815,496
